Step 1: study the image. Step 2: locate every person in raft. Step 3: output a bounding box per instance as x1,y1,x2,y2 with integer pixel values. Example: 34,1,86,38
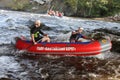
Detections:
30,20,50,44
70,27,91,42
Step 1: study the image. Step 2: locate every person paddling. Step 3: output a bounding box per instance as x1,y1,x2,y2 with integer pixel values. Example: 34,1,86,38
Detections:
70,27,91,42
30,20,50,44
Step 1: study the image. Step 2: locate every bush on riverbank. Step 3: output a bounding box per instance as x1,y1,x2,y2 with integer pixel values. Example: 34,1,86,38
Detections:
11,0,30,11
64,0,120,17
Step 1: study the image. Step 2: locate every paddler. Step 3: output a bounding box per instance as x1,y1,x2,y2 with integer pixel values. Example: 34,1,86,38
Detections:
70,27,93,42
30,20,50,44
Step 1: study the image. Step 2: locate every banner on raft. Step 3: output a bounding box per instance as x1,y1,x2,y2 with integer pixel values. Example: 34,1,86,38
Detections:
37,47,76,51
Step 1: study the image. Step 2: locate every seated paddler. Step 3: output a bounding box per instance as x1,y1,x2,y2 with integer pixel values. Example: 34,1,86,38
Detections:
30,20,50,44
70,27,92,42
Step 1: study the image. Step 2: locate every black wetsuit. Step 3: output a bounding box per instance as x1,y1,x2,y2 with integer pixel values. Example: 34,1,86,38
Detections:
30,25,44,42
70,32,84,42
70,33,78,42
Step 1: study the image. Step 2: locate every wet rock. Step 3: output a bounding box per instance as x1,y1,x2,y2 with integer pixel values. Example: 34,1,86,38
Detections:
0,78,12,80
94,28,120,36
32,0,47,5
93,28,120,53
105,16,120,22
111,40,120,53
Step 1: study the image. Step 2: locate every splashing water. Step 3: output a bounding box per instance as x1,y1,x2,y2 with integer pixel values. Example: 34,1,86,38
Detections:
0,9,120,80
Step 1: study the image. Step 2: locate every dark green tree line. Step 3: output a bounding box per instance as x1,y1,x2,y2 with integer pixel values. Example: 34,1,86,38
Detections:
64,0,120,17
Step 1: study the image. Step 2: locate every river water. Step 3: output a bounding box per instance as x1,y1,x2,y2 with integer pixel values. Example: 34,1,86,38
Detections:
0,9,120,80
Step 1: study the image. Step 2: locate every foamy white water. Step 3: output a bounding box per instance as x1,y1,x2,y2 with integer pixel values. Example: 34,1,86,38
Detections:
0,56,21,78
0,9,120,45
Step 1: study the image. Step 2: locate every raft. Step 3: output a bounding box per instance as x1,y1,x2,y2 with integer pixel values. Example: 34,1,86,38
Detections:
15,37,112,56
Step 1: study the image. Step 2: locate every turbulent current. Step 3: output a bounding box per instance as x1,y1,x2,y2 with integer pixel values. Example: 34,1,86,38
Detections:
0,9,120,80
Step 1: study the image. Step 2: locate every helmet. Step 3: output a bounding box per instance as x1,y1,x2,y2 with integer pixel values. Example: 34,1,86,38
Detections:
79,27,84,30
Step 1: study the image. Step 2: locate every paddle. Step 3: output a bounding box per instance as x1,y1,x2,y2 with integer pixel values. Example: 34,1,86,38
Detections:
19,38,42,53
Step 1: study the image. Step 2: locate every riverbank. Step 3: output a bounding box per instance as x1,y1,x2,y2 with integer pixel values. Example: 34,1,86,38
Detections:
92,16,120,22
0,0,120,18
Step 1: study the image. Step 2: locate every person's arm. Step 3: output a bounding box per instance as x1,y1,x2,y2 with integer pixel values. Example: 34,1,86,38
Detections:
39,30,48,37
39,24,49,36
39,30,44,35
81,35,87,39
31,34,37,44
81,34,94,41
30,27,37,44
75,34,86,40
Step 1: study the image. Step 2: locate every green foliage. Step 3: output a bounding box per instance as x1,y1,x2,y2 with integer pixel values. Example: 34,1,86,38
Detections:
64,0,77,10
64,0,120,17
11,0,30,10
64,0,78,12
7,0,120,17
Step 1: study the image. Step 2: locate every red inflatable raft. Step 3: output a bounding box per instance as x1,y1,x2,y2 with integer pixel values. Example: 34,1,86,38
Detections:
15,37,112,56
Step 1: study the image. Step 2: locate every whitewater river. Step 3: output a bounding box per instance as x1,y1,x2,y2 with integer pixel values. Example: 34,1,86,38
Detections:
0,9,120,80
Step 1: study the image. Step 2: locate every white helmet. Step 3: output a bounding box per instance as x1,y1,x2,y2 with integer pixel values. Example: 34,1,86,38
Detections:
79,27,84,30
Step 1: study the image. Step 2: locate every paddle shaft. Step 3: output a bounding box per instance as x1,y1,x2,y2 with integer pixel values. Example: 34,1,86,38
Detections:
25,39,42,50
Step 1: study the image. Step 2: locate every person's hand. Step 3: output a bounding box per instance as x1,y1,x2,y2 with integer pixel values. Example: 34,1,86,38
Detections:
91,39,94,41
78,40,82,42
34,42,37,45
